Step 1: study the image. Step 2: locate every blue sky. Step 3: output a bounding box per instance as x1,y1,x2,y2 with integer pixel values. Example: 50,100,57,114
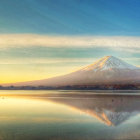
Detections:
0,0,140,35
0,0,140,83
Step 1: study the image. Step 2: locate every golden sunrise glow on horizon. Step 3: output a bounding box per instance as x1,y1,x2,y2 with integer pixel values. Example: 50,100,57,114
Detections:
0,65,80,84
0,56,139,84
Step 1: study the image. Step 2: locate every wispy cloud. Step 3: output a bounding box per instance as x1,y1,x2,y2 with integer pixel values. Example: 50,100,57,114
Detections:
0,58,97,65
0,57,139,67
0,34,140,52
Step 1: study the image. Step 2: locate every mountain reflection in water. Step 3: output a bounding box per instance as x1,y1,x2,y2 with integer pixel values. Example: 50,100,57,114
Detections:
0,91,140,140
46,95,140,126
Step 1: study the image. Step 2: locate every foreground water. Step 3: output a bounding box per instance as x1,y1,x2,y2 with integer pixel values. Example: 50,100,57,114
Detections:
0,90,140,140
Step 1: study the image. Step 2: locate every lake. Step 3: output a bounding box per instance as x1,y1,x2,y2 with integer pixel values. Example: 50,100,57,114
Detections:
0,90,140,140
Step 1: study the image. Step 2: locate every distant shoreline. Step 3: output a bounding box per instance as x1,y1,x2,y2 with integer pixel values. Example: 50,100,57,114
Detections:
0,84,140,90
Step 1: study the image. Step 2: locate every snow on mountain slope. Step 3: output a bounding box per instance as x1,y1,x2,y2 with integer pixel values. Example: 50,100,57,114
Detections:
81,56,139,71
4,56,140,86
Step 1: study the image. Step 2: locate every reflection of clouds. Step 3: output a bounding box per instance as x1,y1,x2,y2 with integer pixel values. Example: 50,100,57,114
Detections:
116,119,140,140
0,96,96,124
30,117,95,123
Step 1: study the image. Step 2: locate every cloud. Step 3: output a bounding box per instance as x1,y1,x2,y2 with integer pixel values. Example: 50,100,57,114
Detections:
0,58,97,65
0,34,140,52
0,57,139,67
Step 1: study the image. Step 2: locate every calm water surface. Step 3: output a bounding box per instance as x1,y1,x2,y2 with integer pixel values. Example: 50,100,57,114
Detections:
0,90,140,140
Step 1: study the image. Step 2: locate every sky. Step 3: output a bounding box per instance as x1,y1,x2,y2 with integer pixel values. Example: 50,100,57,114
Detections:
0,0,140,83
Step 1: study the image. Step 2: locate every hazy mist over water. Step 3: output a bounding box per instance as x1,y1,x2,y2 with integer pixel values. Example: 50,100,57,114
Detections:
0,90,140,140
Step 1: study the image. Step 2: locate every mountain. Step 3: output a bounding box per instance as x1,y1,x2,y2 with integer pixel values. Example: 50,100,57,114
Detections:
3,56,140,88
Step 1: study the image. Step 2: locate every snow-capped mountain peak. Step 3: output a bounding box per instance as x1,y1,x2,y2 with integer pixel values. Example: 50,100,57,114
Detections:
82,56,139,71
